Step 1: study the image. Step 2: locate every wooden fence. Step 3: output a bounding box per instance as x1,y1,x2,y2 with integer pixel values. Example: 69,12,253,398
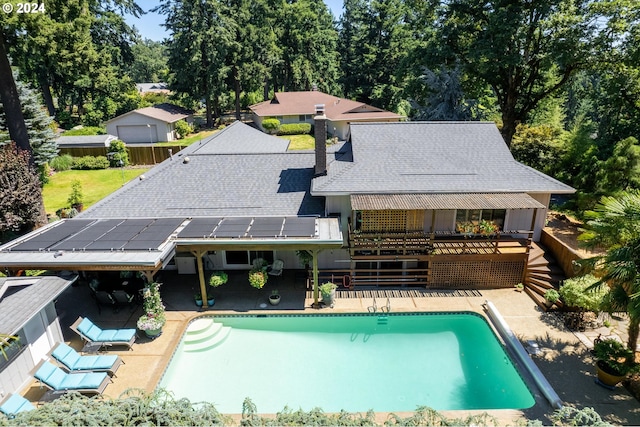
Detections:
59,145,187,166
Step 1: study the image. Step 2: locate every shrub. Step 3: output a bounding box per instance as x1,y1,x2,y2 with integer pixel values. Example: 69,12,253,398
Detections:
107,140,129,167
72,155,110,170
49,154,74,171
175,120,194,139
559,274,605,312
262,118,280,134
61,126,106,136
277,123,311,135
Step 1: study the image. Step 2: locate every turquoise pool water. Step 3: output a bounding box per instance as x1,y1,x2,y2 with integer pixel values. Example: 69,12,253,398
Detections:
159,312,535,414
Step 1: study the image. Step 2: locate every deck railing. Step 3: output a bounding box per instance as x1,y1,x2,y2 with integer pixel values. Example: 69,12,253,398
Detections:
348,225,532,258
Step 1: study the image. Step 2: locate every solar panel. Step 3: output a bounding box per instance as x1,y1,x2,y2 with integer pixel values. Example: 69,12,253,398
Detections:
122,240,164,250
9,220,94,251
213,218,251,238
249,217,284,237
282,217,316,237
84,240,127,250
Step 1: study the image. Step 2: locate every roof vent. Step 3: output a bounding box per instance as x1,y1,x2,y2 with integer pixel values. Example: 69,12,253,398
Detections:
315,104,325,115
183,156,190,164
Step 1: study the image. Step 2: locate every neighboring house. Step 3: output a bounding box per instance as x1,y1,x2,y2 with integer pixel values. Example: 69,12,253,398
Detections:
249,90,403,140
0,119,573,296
136,83,170,95
106,103,193,144
56,134,118,149
0,275,76,396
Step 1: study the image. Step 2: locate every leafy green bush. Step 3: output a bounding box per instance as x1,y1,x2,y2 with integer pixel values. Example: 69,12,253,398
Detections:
3,389,231,426
277,123,311,135
49,154,74,171
108,140,129,167
175,119,194,139
61,126,106,136
261,118,280,134
559,274,605,312
72,156,110,170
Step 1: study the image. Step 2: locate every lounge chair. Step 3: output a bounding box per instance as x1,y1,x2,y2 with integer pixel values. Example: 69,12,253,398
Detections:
49,342,123,376
268,259,284,277
0,394,34,418
70,317,136,350
31,360,111,395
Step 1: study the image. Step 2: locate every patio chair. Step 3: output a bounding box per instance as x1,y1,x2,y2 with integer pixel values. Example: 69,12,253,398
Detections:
0,394,34,418
31,360,111,395
111,289,137,311
49,342,123,376
268,259,284,278
70,317,136,350
92,290,117,314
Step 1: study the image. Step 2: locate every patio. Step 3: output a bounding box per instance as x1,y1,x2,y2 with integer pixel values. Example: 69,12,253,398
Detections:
19,269,640,425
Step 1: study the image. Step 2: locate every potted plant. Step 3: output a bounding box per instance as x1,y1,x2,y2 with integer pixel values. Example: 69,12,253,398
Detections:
67,180,84,212
209,271,228,288
194,293,215,307
296,250,313,270
319,282,337,307
514,283,524,292
269,289,281,306
593,338,638,387
249,269,268,289
543,289,560,308
137,282,166,338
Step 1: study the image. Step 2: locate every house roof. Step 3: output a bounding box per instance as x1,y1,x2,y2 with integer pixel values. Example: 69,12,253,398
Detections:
106,103,192,125
56,134,118,148
80,121,327,218
311,122,575,195
136,82,169,93
249,91,403,121
0,275,75,335
351,193,545,211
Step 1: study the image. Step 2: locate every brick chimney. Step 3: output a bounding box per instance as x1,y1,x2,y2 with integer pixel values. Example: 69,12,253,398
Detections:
314,104,327,176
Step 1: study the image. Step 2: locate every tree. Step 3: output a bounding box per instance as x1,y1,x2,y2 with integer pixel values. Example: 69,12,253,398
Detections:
0,31,30,156
0,73,58,169
432,0,597,146
410,65,480,121
125,39,169,82
580,191,640,360
157,0,229,127
0,143,47,237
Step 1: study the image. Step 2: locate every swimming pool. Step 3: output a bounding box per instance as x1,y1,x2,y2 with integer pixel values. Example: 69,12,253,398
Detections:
159,312,535,414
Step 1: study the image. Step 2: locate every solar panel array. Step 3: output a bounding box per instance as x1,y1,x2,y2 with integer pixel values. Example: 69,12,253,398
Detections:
177,217,317,239
9,218,183,252
9,216,319,253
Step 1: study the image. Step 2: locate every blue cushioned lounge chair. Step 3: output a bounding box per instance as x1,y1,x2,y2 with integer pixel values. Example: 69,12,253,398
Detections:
70,317,136,350
49,342,123,376
31,360,111,395
0,394,34,418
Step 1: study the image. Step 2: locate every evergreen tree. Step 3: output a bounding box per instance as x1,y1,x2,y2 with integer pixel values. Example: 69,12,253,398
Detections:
0,73,58,168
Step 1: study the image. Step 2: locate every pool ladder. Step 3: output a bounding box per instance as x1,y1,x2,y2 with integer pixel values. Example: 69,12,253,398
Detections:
368,297,391,313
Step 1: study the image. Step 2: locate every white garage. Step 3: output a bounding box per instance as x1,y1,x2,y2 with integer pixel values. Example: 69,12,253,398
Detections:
106,103,193,144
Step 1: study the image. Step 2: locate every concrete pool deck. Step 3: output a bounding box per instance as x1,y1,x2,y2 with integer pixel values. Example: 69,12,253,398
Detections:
21,270,640,425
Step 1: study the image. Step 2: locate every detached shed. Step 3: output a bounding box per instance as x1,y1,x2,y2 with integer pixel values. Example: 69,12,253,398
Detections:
106,104,193,144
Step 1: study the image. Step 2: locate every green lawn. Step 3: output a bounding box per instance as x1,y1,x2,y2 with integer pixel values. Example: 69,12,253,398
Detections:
155,130,218,147
279,134,315,150
43,168,149,217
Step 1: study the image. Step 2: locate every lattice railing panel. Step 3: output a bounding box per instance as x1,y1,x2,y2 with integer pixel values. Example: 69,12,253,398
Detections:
429,260,525,289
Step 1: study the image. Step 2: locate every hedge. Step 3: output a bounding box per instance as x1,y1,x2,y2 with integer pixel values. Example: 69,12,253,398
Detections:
262,118,280,134
277,123,311,135
72,155,110,170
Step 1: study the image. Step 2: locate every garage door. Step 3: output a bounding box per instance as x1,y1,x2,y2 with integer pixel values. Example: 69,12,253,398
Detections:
116,124,158,143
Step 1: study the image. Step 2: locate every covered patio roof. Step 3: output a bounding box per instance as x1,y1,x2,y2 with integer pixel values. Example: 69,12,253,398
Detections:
0,217,343,271
350,193,546,211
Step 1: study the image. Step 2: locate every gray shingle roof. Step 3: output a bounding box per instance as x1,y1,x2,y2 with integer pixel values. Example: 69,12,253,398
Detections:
0,276,74,335
191,122,290,154
312,121,575,194
80,122,324,218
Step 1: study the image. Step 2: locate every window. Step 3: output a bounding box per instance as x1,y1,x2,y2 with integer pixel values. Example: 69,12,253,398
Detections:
456,209,505,229
0,332,25,372
225,250,274,266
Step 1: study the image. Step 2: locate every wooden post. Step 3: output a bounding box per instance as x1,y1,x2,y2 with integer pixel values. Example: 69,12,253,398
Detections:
192,249,208,308
312,249,320,308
